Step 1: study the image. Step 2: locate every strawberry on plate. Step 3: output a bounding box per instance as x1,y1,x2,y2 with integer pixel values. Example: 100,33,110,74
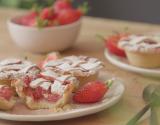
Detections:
73,79,113,103
106,33,128,57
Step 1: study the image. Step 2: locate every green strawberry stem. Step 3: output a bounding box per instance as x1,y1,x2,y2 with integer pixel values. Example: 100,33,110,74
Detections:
78,2,89,15
31,4,41,14
106,79,114,88
36,17,49,28
96,34,106,42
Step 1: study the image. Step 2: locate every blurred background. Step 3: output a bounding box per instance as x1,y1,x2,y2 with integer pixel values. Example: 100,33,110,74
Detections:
0,0,160,24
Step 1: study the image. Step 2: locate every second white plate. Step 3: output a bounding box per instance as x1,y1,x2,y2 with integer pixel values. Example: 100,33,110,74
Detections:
104,49,160,78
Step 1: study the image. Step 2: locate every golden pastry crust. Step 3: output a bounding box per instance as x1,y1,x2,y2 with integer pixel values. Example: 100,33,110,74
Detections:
0,97,16,110
126,51,160,68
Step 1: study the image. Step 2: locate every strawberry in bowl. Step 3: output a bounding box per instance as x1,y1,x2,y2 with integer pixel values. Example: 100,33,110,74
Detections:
7,0,88,53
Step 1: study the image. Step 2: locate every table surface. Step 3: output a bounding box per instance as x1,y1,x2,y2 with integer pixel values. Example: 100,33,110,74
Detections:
0,8,160,125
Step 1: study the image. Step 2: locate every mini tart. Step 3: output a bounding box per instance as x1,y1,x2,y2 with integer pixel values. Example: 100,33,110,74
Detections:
0,84,16,110
118,35,160,68
0,58,41,85
12,70,79,110
44,56,104,85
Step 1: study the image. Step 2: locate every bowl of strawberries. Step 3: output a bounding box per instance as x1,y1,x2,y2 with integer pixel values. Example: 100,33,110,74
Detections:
7,0,88,53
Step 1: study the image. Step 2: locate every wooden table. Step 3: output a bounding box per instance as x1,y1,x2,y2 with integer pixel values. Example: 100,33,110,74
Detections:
0,8,160,125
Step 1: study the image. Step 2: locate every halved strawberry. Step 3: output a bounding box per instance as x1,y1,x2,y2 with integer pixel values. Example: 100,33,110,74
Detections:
73,80,113,103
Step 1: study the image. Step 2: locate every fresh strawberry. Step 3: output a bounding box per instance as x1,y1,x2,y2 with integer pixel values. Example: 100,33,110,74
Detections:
73,80,113,103
57,8,81,25
19,11,38,26
0,86,14,100
106,34,128,57
40,7,56,20
54,0,72,13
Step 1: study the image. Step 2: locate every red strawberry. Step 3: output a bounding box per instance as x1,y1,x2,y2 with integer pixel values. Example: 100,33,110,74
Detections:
57,8,81,25
106,34,128,57
40,8,56,20
19,11,38,26
73,80,113,103
54,0,72,13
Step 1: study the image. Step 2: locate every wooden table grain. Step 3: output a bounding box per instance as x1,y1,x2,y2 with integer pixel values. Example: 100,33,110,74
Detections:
0,8,160,125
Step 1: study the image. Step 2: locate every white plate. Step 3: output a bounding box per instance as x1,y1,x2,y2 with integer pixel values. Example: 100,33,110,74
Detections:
104,49,160,78
0,71,125,121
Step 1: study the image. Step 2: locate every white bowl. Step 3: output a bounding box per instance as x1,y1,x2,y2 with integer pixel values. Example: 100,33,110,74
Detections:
7,16,81,53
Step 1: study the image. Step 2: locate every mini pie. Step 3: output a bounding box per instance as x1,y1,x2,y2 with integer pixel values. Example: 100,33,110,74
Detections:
12,70,79,110
0,58,41,85
118,35,160,68
0,84,16,110
43,56,104,85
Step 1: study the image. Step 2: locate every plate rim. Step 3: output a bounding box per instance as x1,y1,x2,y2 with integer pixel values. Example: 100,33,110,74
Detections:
104,49,160,77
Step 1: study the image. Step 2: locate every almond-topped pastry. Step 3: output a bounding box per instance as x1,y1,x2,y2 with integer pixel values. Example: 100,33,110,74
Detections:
0,85,16,110
43,56,104,85
0,58,41,85
118,35,160,68
12,70,79,110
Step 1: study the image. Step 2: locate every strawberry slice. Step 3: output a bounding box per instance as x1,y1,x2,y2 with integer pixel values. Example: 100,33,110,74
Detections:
73,80,113,103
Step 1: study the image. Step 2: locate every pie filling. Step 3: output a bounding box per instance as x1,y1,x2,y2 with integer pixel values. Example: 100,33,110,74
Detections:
21,70,78,102
0,85,14,101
